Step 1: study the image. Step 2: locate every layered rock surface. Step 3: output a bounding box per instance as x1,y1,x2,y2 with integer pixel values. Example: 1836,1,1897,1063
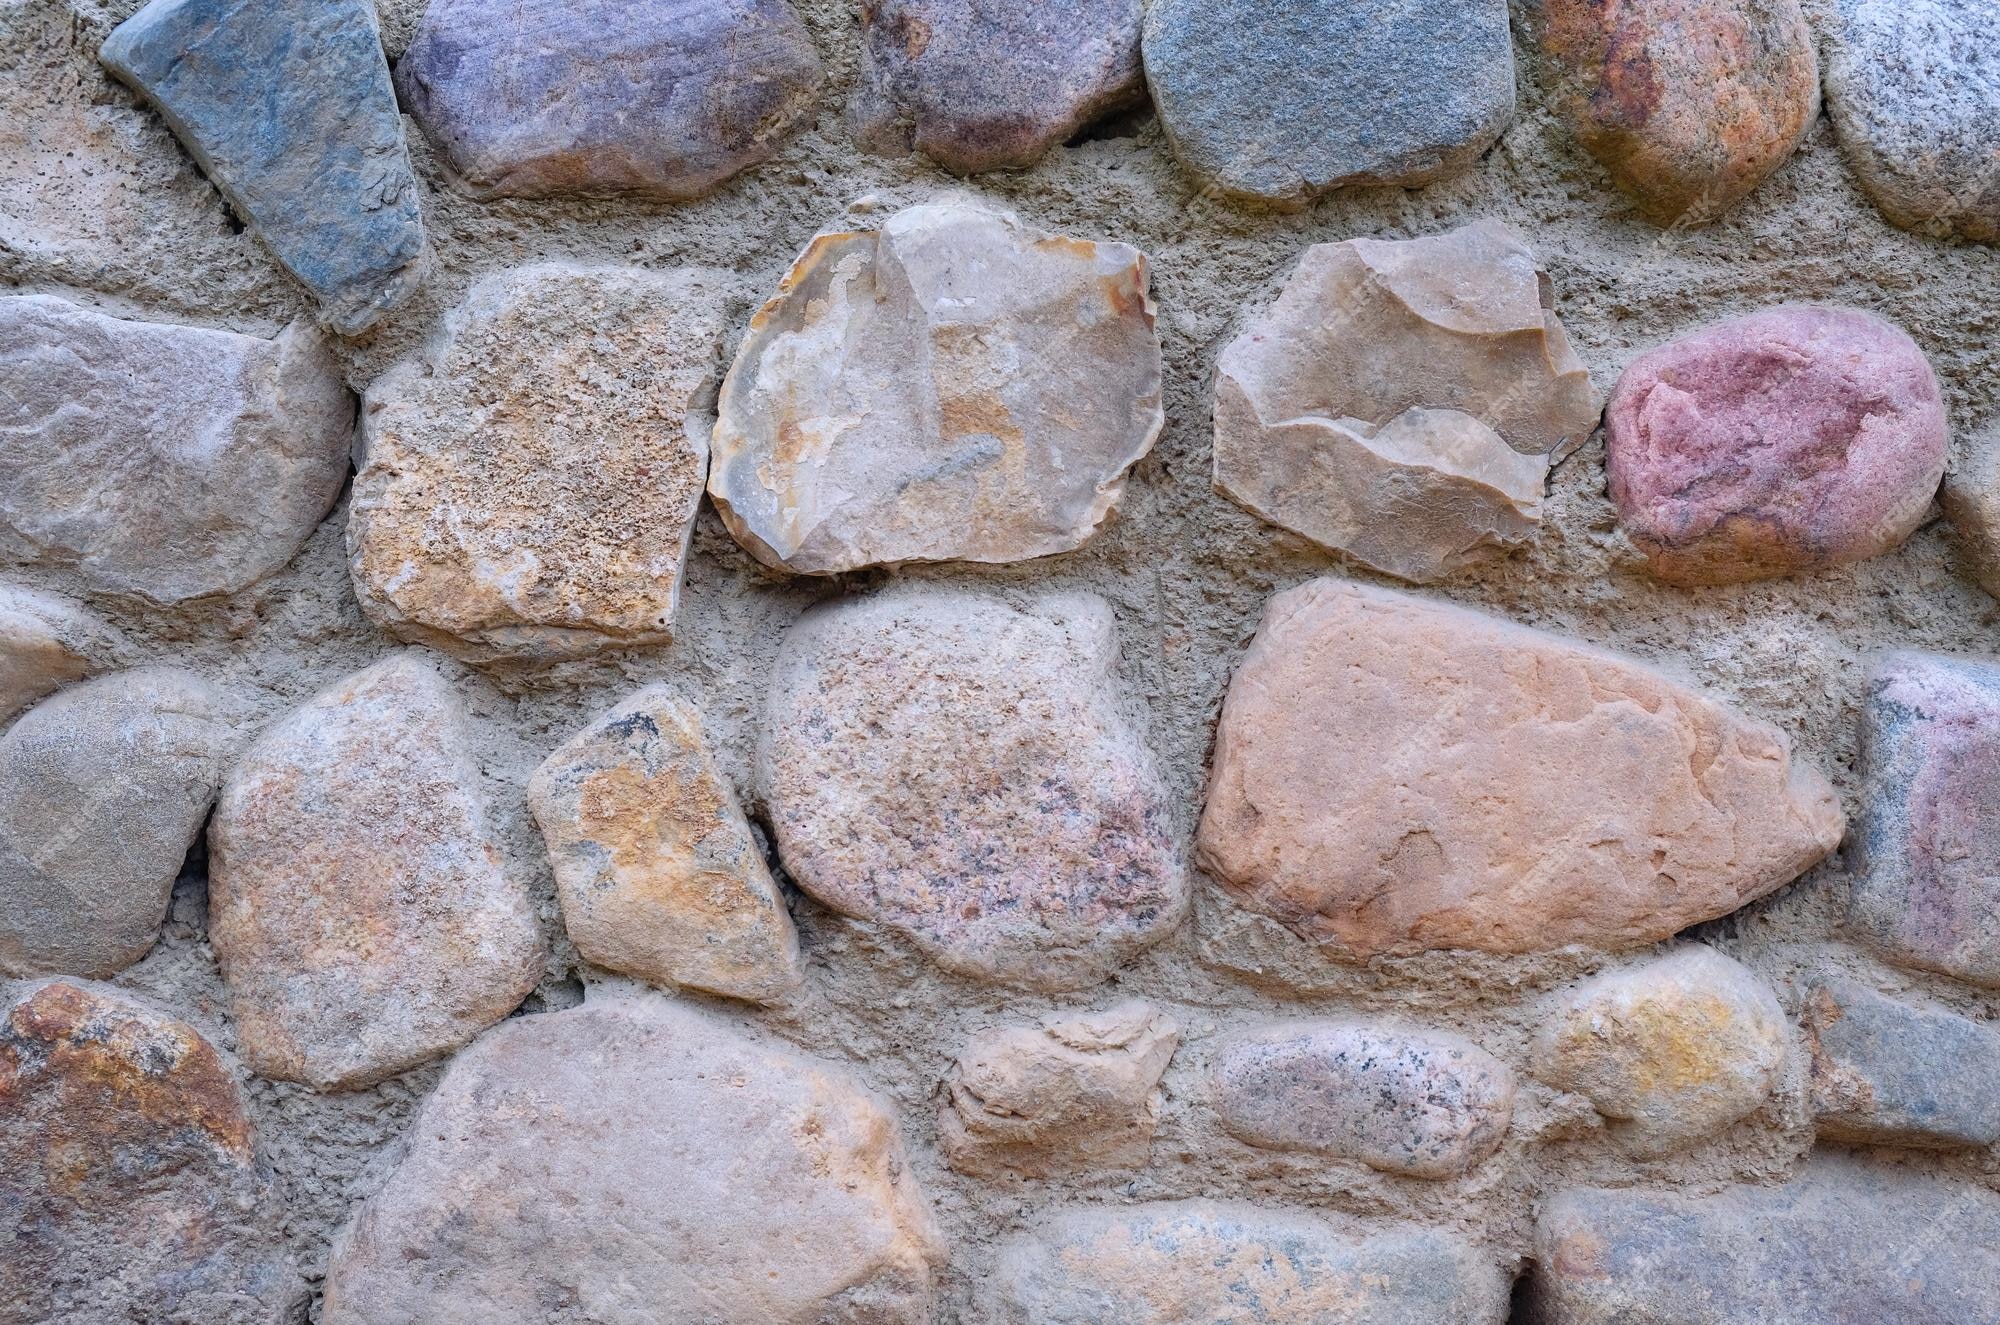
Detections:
1805,978,2000,1148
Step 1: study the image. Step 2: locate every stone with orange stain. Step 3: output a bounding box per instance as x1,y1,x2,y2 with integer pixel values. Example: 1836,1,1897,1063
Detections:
349,264,722,665
1532,945,1788,1155
0,580,124,723
320,992,943,1325
208,651,542,1091
528,686,802,1004
706,199,1163,574
0,979,304,1324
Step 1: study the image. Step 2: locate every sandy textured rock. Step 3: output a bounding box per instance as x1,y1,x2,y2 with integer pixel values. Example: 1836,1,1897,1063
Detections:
396,0,822,200
1847,651,2000,987
0,582,124,722
763,589,1185,989
0,294,353,604
0,980,303,1325
1805,978,2000,1148
1214,221,1601,581
1537,0,1819,226
941,1000,1178,1177
853,0,1143,173
1210,1022,1514,1177
1142,0,1516,208
1824,0,2000,244
349,265,721,665
1605,304,1948,585
529,686,801,1004
708,200,1162,573
0,668,232,979
994,1201,1509,1325
1942,421,2000,599
207,653,541,1090
1198,579,1844,958
321,994,942,1325
1533,946,1788,1155
101,0,426,334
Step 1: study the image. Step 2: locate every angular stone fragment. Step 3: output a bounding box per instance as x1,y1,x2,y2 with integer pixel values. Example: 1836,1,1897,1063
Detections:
1533,946,1788,1155
1210,1021,1514,1177
528,686,802,1004
1824,0,2000,245
994,1201,1509,1325
0,668,232,979
396,0,823,200
1214,221,1601,582
0,582,125,722
763,589,1185,989
1197,579,1845,958
0,980,303,1325
100,0,427,333
1537,0,1819,226
1605,304,1948,585
0,294,354,604
941,1000,1178,1178
1942,422,2000,600
709,200,1162,573
1142,0,1516,208
321,994,942,1325
208,652,541,1090
1804,978,2000,1148
853,0,1143,174
1848,651,2000,988
349,266,720,664
1529,1155,2000,1323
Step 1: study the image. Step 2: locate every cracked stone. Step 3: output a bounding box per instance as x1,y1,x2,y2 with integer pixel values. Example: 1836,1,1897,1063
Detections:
1805,978,2000,1148
0,581,125,722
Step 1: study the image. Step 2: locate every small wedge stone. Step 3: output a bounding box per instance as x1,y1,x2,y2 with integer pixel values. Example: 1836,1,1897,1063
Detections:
0,582,125,722
1804,978,2000,1148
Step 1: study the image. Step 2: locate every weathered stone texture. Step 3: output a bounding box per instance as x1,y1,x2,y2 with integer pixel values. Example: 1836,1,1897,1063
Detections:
208,652,542,1090
1942,421,2000,600
1197,579,1844,957
708,200,1162,573
349,265,721,664
396,0,823,200
1805,978,2000,1148
0,582,124,722
321,994,943,1325
763,589,1185,989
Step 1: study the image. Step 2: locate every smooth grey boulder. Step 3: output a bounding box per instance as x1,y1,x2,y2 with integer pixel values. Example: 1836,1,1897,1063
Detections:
1805,978,2000,1148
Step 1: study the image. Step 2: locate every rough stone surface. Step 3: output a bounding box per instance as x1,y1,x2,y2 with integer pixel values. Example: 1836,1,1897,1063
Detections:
396,0,823,201
100,0,427,333
349,265,721,664
1605,303,1948,585
940,1000,1178,1178
1941,421,2000,599
1198,579,1845,958
1848,651,2000,987
1824,0,2000,245
1529,1155,2000,1323
1142,0,1516,208
1209,1021,1515,1178
853,0,1143,174
207,653,542,1090
1532,945,1789,1155
1537,0,1819,226
528,685,802,1004
1213,220,1601,581
994,1201,1509,1325
0,294,353,604
0,980,303,1325
709,200,1161,573
763,589,1185,989
0,581,124,722
1804,978,2000,1148
320,993,943,1325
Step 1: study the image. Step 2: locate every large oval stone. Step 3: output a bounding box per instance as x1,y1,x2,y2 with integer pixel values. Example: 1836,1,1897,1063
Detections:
1197,579,1844,958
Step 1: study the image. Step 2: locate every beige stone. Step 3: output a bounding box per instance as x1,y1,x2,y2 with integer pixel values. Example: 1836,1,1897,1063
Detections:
707,200,1163,573
941,1000,1178,1178
1197,579,1844,958
1943,421,2000,601
528,686,802,1004
0,581,125,722
349,264,722,664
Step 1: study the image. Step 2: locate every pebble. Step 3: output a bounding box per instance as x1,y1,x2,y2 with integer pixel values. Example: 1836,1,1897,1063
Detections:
320,993,943,1325
762,588,1185,989
207,652,542,1090
1941,421,2000,599
1605,304,1947,585
0,581,124,722
1805,978,2000,1148
1197,579,1845,957
708,200,1162,573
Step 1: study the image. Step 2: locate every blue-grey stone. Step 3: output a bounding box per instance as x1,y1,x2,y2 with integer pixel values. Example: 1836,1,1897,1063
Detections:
1141,0,1516,208
99,0,427,334
1805,979,2000,1149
